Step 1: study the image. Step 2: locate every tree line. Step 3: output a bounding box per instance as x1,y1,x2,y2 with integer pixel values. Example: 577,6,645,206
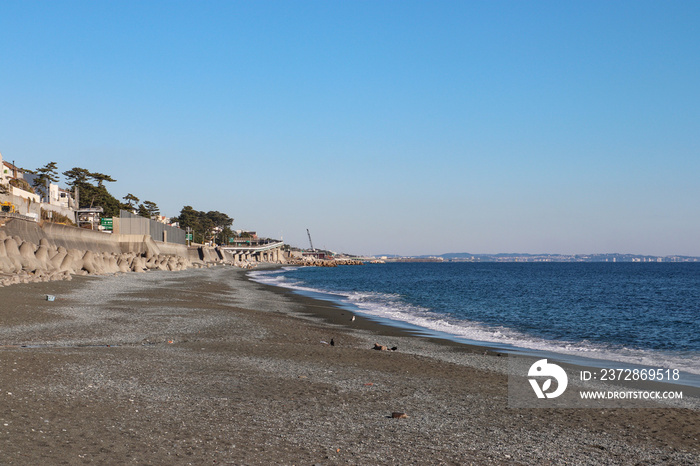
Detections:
25,162,236,245
170,206,234,245
28,161,161,219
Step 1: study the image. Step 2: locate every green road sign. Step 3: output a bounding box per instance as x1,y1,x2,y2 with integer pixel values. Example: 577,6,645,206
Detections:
100,218,113,230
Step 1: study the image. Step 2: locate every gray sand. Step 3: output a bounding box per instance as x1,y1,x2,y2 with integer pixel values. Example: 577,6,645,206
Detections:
0,266,697,464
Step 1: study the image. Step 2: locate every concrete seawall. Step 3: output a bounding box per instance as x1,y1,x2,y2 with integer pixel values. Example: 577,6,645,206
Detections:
0,218,264,287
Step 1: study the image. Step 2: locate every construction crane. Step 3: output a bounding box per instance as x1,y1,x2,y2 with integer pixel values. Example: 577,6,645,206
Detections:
306,229,315,251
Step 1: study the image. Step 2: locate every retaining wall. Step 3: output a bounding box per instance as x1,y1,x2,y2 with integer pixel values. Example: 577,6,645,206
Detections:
0,218,271,287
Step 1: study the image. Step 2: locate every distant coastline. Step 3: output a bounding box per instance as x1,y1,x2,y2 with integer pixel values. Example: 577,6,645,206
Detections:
375,252,700,263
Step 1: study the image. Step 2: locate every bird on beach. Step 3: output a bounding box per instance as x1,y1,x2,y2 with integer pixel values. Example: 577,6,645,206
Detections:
330,338,335,346
351,315,356,322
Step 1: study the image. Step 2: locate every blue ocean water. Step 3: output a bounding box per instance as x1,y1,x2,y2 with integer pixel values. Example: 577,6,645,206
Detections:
249,262,700,376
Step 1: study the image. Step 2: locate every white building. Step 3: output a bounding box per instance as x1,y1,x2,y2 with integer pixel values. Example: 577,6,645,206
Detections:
1,159,40,204
0,155,75,220
47,183,75,209
0,152,6,184
0,153,40,218
21,171,75,208
1,156,23,187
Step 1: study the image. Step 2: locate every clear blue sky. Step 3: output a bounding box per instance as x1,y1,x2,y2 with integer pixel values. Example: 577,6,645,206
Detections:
2,1,698,256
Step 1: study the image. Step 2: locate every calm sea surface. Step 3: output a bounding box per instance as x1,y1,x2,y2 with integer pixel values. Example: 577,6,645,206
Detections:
249,262,700,377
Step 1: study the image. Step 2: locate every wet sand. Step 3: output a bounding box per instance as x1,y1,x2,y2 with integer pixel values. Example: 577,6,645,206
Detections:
0,266,697,464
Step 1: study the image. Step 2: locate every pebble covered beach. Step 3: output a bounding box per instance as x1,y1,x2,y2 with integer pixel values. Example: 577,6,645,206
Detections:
0,265,697,464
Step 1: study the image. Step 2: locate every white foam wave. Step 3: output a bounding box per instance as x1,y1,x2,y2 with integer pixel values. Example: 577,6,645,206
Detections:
249,270,700,375
250,268,347,297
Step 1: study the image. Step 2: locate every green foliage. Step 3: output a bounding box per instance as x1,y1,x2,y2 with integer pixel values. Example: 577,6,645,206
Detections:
137,203,150,218
90,172,116,186
31,162,60,199
63,167,91,187
217,225,234,245
62,166,128,217
84,184,127,217
143,200,159,217
136,200,160,218
123,193,139,208
172,206,233,245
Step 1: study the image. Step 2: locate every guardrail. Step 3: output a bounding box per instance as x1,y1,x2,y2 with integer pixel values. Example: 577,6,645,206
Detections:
227,238,281,246
0,212,38,222
221,241,285,252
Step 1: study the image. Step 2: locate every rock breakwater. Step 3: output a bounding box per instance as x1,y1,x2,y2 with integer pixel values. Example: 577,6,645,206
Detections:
0,230,193,287
285,256,364,267
0,218,264,287
0,218,365,287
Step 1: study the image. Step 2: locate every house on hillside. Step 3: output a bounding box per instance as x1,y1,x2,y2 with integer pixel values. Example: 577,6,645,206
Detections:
0,152,8,184
1,158,40,204
48,185,75,209
0,154,75,222
22,171,76,209
2,159,24,184
0,154,40,219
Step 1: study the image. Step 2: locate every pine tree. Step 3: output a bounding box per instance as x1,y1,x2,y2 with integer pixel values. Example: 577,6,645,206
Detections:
31,161,60,200
123,193,139,209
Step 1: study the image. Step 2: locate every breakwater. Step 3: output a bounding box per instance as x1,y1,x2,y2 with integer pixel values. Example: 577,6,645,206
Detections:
0,218,266,287
285,256,365,267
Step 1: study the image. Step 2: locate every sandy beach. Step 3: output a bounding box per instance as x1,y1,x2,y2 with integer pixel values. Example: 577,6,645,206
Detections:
0,265,697,465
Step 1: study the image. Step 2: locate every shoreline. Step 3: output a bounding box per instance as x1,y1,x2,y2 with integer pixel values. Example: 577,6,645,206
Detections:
247,266,700,394
0,266,697,463
245,265,511,354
